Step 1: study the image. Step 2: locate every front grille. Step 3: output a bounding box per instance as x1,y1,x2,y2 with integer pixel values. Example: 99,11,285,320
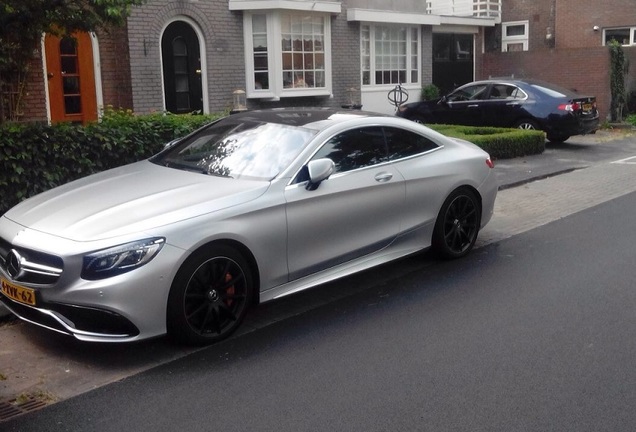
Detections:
0,236,63,285
0,293,140,337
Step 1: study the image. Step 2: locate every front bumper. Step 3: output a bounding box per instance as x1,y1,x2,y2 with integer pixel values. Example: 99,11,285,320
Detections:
0,292,140,341
0,220,184,342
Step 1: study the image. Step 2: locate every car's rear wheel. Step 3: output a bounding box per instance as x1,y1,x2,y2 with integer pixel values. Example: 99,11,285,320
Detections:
514,119,539,130
546,133,570,143
432,188,481,259
167,244,253,345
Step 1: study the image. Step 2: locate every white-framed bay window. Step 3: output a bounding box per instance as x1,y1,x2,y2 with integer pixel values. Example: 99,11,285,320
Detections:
361,24,420,87
502,21,529,52
243,11,332,99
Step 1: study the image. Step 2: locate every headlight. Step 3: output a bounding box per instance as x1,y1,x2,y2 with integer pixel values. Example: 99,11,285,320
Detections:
81,238,165,280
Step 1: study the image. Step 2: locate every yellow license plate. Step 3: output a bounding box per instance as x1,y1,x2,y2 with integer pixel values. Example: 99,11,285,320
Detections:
1,277,36,306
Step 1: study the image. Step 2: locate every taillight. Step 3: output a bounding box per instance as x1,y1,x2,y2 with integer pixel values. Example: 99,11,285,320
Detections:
558,102,580,112
486,157,495,169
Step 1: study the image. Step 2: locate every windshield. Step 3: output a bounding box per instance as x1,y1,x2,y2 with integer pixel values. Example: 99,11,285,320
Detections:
152,119,318,180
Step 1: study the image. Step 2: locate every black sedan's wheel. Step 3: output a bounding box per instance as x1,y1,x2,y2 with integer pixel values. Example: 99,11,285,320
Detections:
547,133,570,143
432,188,481,259
167,245,253,345
514,119,539,130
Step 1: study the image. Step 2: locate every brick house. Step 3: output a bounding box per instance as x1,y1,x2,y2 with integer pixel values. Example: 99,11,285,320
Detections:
16,0,502,124
476,0,636,121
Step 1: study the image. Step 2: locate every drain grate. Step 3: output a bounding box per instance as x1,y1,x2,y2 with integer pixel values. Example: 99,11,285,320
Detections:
0,396,47,422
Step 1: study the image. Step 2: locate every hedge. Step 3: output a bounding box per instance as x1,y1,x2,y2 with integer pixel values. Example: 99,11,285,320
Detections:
428,124,546,159
0,109,222,215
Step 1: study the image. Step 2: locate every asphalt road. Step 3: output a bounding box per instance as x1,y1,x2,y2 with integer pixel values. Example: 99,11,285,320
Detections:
4,189,636,432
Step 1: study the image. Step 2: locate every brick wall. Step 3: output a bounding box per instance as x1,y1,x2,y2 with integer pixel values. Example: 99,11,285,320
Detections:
500,0,555,51
556,0,636,49
19,54,48,123
127,0,248,114
98,27,134,110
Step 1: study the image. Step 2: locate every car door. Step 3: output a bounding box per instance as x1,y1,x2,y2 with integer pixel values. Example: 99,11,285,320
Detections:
481,83,527,127
434,83,489,126
382,126,448,234
284,126,405,281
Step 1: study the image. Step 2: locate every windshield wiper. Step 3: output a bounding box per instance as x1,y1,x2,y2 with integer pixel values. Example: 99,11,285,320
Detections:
163,160,208,175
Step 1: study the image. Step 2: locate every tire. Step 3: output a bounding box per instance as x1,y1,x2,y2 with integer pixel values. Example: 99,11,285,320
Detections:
167,244,253,345
547,134,570,143
514,119,539,130
432,188,482,259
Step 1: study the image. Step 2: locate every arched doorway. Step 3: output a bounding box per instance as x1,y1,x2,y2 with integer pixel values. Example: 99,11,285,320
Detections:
162,21,203,114
45,32,98,124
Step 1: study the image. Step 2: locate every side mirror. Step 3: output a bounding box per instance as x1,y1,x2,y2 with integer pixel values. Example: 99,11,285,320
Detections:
306,158,335,191
438,95,447,105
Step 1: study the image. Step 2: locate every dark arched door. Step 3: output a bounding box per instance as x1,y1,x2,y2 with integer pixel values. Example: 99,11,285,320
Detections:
162,21,203,114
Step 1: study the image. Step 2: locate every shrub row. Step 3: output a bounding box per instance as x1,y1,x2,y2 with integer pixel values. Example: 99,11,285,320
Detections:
0,110,222,215
427,124,546,159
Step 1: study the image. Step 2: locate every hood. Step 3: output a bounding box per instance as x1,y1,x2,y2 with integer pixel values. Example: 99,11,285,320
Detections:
4,161,269,241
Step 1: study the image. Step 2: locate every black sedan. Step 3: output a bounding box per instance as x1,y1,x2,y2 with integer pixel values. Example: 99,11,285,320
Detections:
397,79,600,142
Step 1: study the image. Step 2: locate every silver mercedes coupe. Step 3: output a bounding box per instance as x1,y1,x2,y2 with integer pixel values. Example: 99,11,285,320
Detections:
0,108,497,345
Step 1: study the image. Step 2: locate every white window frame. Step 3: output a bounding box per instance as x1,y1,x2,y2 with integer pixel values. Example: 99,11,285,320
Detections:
243,11,332,100
360,24,421,88
603,27,636,46
501,20,529,52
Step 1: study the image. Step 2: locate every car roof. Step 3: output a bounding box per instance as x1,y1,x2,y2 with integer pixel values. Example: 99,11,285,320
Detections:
467,79,587,97
227,107,390,129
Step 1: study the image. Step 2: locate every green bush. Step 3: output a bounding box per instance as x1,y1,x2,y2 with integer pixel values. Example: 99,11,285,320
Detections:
427,124,545,159
421,84,440,101
627,114,636,127
0,109,223,215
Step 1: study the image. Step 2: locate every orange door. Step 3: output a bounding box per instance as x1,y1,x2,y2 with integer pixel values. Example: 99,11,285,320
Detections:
45,32,98,124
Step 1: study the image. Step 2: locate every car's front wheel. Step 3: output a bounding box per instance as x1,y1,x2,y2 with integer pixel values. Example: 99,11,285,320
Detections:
432,188,481,259
167,244,253,345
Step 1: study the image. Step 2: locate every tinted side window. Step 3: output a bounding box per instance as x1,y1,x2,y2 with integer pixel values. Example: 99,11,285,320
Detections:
447,84,488,101
489,84,525,100
311,127,388,173
384,127,439,160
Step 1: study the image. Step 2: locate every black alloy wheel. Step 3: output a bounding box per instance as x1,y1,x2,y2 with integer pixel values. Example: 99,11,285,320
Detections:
167,245,253,345
432,188,481,259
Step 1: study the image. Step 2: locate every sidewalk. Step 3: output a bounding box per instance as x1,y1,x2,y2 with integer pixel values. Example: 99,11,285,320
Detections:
1,129,635,421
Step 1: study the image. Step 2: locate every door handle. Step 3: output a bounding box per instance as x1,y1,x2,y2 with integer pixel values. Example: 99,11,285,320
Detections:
467,104,479,108
374,172,393,183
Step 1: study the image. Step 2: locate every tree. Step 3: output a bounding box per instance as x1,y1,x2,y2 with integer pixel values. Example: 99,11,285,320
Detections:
608,39,629,122
0,0,145,123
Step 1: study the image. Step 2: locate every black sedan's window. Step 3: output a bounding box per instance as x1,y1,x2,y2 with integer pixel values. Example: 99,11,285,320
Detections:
383,127,439,160
311,127,388,173
489,84,526,100
447,84,488,102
